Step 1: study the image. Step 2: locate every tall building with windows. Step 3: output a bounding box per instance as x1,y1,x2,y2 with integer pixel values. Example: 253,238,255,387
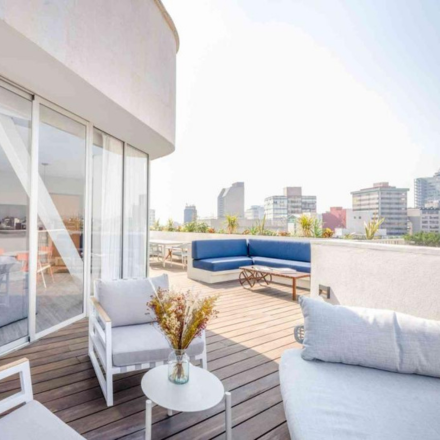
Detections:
408,208,440,234
264,196,288,220
415,170,440,208
301,195,317,213
245,205,265,220
351,182,409,236
149,209,156,226
217,182,245,218
283,187,317,217
184,204,197,223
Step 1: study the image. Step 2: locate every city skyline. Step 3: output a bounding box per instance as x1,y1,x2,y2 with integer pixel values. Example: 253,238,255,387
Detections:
151,0,440,222
154,176,418,224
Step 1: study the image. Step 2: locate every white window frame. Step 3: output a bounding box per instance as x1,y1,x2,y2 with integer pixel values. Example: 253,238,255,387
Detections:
0,75,150,353
31,96,90,341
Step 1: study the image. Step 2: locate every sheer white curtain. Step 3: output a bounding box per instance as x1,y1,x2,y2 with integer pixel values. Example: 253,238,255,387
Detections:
123,145,147,278
91,130,123,282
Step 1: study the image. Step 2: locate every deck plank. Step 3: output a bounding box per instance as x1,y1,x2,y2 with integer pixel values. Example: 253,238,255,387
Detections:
0,266,302,439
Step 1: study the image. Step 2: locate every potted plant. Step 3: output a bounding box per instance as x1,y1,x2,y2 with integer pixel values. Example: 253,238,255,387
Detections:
148,288,218,384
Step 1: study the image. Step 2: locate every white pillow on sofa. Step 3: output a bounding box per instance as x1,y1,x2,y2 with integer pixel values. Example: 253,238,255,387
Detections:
299,296,440,378
96,274,169,327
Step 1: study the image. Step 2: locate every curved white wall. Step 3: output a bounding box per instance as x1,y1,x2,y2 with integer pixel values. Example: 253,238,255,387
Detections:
0,0,177,153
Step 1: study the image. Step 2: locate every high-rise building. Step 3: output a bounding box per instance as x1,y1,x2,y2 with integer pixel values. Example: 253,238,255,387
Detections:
408,208,440,234
283,187,317,217
217,182,245,218
184,204,197,223
149,209,156,226
351,182,409,236
415,170,440,208
264,196,288,220
322,207,347,231
245,205,265,220
301,195,317,213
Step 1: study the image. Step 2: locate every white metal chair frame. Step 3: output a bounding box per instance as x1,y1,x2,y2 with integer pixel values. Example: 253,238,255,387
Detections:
88,295,208,407
170,244,189,268
149,243,162,262
0,358,33,415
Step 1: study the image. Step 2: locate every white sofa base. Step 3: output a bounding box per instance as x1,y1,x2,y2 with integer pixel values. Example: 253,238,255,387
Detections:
187,265,241,284
280,348,440,440
187,263,310,290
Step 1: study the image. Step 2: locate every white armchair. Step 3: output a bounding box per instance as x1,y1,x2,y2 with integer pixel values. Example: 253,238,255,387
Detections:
88,274,208,407
0,358,84,439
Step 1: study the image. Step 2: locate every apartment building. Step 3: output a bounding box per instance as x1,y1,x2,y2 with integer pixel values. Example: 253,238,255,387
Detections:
351,182,409,236
184,204,197,223
414,170,440,208
245,205,265,220
217,182,245,218
149,209,156,226
264,195,288,220
408,207,440,234
283,187,317,216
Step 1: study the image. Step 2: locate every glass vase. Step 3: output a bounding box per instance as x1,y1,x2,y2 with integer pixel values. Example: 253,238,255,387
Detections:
168,349,190,384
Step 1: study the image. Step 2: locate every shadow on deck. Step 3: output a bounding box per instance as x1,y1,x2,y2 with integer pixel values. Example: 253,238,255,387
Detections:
0,265,304,439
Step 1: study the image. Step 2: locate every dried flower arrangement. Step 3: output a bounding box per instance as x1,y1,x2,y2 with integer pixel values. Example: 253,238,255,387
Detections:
148,288,218,382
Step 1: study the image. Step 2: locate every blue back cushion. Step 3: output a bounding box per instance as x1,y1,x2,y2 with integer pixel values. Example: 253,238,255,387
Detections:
192,239,249,260
248,239,311,263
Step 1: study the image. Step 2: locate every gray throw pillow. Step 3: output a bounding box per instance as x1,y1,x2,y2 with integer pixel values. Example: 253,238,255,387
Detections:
299,296,440,378
95,274,169,327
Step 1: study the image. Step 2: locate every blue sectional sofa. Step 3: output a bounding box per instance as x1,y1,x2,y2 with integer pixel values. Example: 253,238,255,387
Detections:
188,238,311,284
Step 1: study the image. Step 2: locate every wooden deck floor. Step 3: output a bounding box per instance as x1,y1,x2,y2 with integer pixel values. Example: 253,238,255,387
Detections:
0,266,305,439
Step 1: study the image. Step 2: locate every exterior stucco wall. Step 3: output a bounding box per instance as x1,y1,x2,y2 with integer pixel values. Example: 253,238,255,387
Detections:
311,241,440,320
0,0,176,145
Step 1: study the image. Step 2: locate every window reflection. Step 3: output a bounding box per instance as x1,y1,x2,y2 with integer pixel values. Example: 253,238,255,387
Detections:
0,86,31,349
36,105,86,333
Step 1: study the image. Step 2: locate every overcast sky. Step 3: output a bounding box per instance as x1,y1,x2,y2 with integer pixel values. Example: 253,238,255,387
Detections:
151,0,440,224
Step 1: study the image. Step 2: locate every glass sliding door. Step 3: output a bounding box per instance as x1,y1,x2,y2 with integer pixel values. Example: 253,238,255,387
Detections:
36,104,86,334
91,129,123,286
0,85,32,352
123,145,148,278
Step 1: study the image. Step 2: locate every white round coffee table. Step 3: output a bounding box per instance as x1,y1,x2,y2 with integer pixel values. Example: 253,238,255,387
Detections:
141,364,232,439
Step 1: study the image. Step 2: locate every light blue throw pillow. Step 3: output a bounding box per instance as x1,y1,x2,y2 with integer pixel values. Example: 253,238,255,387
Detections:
299,296,440,378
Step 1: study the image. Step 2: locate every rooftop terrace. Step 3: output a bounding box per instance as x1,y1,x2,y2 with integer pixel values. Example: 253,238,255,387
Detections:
0,265,305,439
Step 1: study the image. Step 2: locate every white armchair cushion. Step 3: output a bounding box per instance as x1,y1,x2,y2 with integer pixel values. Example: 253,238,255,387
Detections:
299,296,440,378
109,323,205,367
0,400,84,439
96,274,169,327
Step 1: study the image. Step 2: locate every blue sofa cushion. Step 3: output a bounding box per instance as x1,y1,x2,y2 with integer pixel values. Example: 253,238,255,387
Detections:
252,256,311,274
248,239,311,263
193,256,253,272
192,239,249,260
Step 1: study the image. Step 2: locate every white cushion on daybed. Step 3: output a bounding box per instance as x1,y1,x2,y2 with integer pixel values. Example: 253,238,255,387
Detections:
0,400,84,440
299,296,440,378
280,349,440,440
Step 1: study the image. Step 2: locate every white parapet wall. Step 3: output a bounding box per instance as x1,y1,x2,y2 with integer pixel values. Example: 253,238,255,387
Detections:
311,240,440,320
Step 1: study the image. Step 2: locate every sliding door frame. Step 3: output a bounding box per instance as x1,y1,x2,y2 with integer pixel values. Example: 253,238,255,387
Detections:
0,74,150,353
0,79,33,354
31,96,90,341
